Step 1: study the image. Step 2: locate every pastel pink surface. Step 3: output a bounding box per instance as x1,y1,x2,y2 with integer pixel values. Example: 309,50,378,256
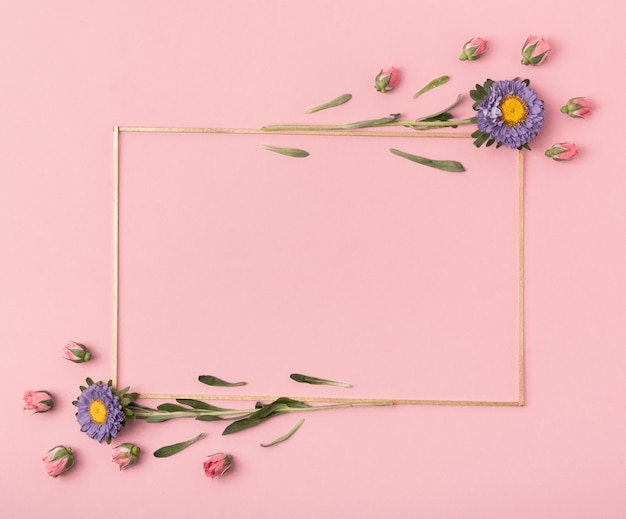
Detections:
2,1,625,518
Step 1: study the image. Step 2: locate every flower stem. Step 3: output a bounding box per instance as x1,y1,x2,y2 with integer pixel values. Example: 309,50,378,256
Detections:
261,115,476,132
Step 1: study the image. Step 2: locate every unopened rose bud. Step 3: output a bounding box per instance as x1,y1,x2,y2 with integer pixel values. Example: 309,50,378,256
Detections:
521,35,551,66
23,390,54,413
203,453,233,479
375,67,400,93
112,443,141,471
545,142,578,161
42,445,74,478
560,97,592,118
459,37,487,61
63,341,91,363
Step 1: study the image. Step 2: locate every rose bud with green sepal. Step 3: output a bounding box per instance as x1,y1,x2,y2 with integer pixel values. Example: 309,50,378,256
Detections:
42,445,74,478
545,142,578,161
63,341,92,363
23,390,54,413
521,35,551,66
459,37,487,61
203,453,233,479
112,443,141,470
560,97,592,119
375,66,400,93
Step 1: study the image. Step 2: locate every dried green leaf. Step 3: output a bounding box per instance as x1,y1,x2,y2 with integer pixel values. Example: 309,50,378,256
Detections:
260,419,305,447
389,148,465,172
198,375,247,387
412,75,450,99
305,93,352,114
290,373,351,388
260,145,310,158
153,433,206,458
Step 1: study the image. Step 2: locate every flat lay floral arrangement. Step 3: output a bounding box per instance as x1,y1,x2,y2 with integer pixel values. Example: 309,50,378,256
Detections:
26,35,589,480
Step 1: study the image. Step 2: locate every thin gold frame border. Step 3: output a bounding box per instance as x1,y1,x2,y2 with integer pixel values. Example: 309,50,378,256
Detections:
112,126,525,407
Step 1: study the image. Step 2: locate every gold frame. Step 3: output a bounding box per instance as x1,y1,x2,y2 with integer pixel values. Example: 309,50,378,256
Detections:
112,126,525,407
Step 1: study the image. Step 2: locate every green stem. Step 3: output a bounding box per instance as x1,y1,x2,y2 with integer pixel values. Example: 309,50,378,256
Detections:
389,117,477,128
262,114,401,132
261,116,476,132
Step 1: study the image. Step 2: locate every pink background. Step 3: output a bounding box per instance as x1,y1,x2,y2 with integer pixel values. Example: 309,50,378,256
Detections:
2,1,624,517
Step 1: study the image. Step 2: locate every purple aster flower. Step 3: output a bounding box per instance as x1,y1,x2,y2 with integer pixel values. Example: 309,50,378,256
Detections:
476,79,544,149
76,382,125,443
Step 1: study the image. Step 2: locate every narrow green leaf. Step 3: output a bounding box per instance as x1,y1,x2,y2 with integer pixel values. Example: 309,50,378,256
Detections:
195,415,224,422
198,375,247,387
390,148,465,172
473,132,490,148
271,397,311,409
260,145,310,158
415,94,462,124
342,114,400,129
290,373,351,388
261,419,305,447
222,413,271,435
305,93,352,114
153,433,206,458
412,75,450,99
157,403,188,412
146,414,178,423
470,89,483,102
176,398,236,411
85,377,94,386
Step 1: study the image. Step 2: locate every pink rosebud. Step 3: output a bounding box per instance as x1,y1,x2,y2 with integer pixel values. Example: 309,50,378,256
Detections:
63,341,91,363
112,443,141,471
23,390,54,413
375,67,400,93
521,35,551,66
203,453,233,479
545,142,578,161
42,445,74,478
459,37,488,61
560,97,592,118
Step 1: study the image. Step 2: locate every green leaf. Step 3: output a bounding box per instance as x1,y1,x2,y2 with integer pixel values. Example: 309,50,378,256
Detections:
146,414,178,423
420,112,454,123
412,75,449,99
473,132,490,148
389,148,465,172
260,419,305,447
176,398,236,411
156,403,188,412
415,94,462,123
195,415,224,422
305,93,352,114
469,89,483,102
486,139,495,147
222,413,271,435
198,375,247,387
153,433,206,458
270,397,312,409
85,377,94,386
290,373,351,388
260,145,310,158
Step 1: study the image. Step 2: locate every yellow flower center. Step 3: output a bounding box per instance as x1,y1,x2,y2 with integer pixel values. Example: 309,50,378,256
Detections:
500,95,527,126
89,399,108,425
